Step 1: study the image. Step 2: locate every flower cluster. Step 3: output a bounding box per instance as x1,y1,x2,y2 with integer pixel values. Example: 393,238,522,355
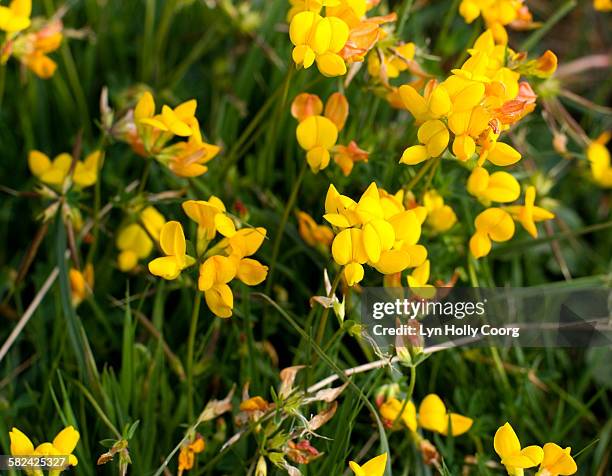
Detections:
324,182,427,286
0,0,64,78
9,426,80,474
114,91,220,179
494,422,577,476
28,150,103,190
147,196,268,318
458,0,537,43
288,0,395,77
292,91,369,174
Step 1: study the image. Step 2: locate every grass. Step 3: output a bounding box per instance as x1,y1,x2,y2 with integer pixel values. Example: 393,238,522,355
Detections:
0,0,611,475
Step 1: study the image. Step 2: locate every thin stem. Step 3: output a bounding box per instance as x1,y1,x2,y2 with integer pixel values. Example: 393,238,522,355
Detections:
406,158,436,191
264,161,308,294
315,270,343,346
186,291,202,420
390,365,417,429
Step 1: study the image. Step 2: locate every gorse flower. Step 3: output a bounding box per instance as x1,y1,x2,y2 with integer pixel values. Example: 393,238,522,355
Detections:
28,150,103,190
9,426,80,474
494,422,543,475
324,182,427,286
148,196,268,318
349,452,387,476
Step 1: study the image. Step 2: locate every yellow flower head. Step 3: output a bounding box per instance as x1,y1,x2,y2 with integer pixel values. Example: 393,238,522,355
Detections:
494,422,543,475
148,221,196,280
293,92,349,172
418,394,473,436
9,427,35,456
334,140,369,176
289,11,350,77
69,264,94,307
0,0,31,33
467,167,520,204
10,426,80,471
594,0,612,12
537,443,577,476
116,206,166,272
505,186,555,238
349,452,387,476
28,150,103,189
379,397,417,432
469,207,515,258
183,196,236,243
423,190,457,232
324,182,427,285
296,210,334,249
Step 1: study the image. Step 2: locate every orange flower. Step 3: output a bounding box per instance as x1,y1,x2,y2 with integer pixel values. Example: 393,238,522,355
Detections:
334,141,369,176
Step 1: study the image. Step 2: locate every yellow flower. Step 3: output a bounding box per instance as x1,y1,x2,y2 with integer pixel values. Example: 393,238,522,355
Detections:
505,186,555,238
296,211,334,249
15,19,63,78
467,166,520,204
200,227,268,318
148,221,196,280
291,92,324,122
448,106,490,161
334,140,369,176
178,434,205,475
368,42,416,80
586,132,612,188
469,208,515,258
418,394,473,436
157,119,221,178
407,260,436,299
398,82,451,124
324,183,427,285
116,206,166,272
349,452,387,476
10,426,80,473
0,0,31,33
594,0,612,12
379,398,417,432
400,119,450,165
28,150,103,189
423,190,457,232
183,196,236,247
69,264,94,307
289,11,349,76
138,95,197,137
536,443,577,476
494,422,543,476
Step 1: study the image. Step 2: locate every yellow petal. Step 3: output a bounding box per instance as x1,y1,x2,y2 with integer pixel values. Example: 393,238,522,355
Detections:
344,262,364,286
28,150,52,177
316,52,347,77
9,428,35,456
418,394,447,433
487,142,521,166
332,229,353,265
541,443,577,475
362,222,382,262
398,84,428,121
494,422,522,460
400,145,429,165
52,426,80,455
373,250,411,274
135,91,155,121
442,413,473,436
149,256,182,280
159,221,187,258
360,452,387,476
205,284,234,318
469,231,491,258
236,258,268,286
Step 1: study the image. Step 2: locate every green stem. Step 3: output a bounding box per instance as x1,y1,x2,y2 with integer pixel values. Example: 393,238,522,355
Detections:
264,160,308,295
396,0,415,38
406,158,436,191
391,365,417,428
520,0,576,52
186,291,202,421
